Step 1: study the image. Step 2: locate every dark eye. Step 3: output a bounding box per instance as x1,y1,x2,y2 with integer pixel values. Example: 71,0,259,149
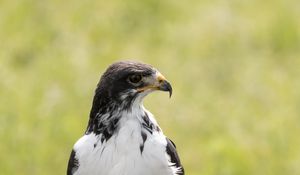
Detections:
128,74,142,84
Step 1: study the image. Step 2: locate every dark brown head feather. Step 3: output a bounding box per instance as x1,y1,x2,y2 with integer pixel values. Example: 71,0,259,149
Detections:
86,61,156,134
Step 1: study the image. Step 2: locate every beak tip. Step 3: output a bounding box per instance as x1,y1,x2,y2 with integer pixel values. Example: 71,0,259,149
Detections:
169,89,172,98
159,80,172,98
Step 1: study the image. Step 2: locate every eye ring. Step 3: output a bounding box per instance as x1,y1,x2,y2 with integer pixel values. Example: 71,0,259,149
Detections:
128,74,142,84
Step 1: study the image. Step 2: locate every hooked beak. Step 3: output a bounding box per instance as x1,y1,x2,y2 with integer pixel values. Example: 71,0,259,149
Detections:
157,74,172,98
137,72,173,98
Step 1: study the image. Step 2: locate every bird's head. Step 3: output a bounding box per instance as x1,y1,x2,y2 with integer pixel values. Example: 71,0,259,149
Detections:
93,61,172,111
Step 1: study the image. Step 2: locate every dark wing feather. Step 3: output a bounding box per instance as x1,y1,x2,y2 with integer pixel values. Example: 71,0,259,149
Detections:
67,149,79,175
166,138,184,175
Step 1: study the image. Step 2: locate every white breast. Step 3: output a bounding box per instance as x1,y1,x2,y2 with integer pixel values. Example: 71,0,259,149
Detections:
73,109,174,175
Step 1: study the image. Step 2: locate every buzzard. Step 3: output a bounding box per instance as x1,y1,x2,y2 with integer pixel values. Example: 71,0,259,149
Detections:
67,61,184,175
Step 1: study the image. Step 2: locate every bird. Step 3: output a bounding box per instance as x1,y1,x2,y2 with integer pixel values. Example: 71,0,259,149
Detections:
67,61,184,175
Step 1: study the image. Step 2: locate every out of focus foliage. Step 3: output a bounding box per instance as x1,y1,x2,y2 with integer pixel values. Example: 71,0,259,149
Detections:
0,0,300,174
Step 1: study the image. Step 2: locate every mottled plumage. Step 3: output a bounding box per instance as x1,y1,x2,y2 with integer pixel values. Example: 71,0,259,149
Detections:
67,61,184,175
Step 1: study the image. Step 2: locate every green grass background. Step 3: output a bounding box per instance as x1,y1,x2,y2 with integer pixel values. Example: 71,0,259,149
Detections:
1,0,300,174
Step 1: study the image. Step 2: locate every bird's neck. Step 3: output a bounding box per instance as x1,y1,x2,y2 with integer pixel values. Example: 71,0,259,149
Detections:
85,89,161,142
85,97,151,141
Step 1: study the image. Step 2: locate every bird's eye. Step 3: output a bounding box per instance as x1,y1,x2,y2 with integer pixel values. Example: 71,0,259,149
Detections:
128,74,142,84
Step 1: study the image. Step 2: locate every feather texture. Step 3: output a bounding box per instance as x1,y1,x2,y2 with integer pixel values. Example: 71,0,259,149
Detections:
67,61,184,175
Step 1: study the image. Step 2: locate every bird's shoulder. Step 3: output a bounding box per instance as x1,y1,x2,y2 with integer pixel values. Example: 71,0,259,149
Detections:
166,137,185,175
67,149,79,175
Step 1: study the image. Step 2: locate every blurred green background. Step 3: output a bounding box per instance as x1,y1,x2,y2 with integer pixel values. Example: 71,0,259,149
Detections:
1,0,300,174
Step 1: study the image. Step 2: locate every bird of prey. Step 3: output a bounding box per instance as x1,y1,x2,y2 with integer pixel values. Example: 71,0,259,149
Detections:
67,61,184,175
